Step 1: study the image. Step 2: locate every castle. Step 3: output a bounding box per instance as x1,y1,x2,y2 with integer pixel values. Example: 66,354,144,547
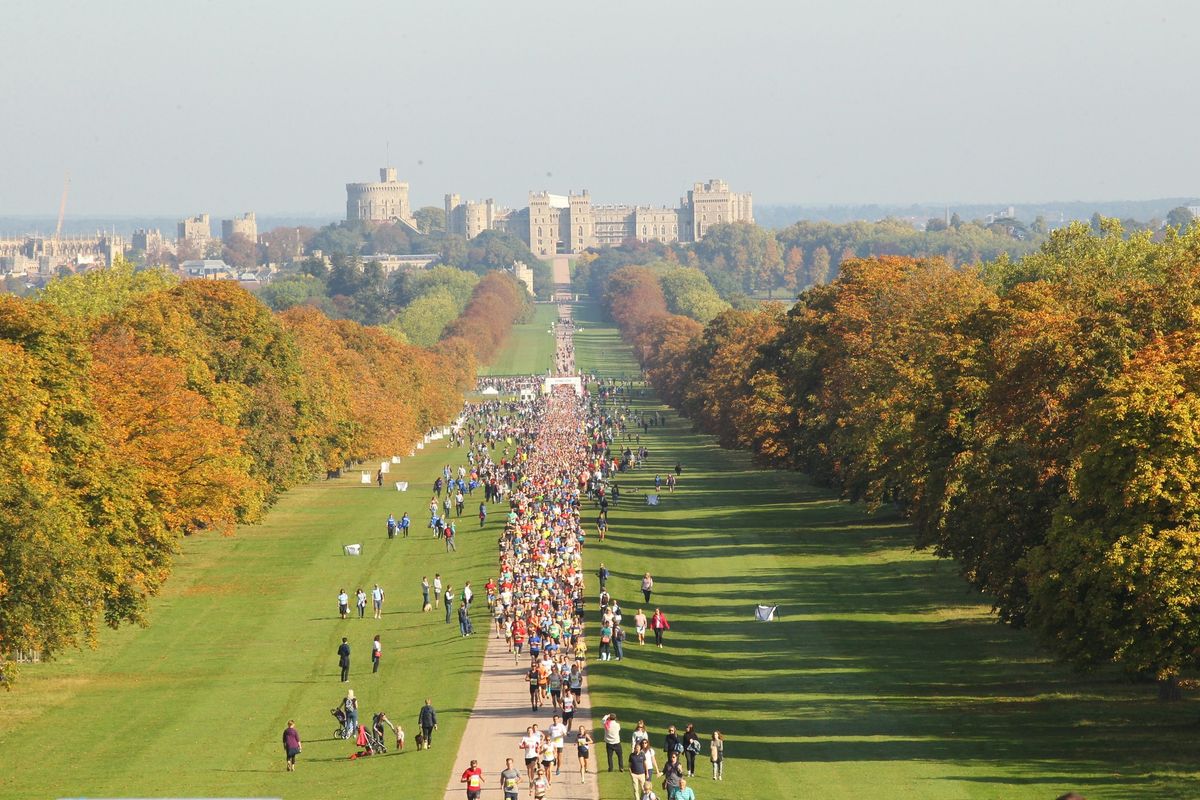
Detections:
346,167,418,230
350,168,752,256
522,179,753,257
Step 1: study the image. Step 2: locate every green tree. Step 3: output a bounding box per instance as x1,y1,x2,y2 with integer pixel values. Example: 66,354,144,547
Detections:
392,289,464,346
256,274,330,312
414,206,446,234
809,246,831,286
1166,206,1195,230
38,259,177,318
659,266,729,323
1028,332,1200,693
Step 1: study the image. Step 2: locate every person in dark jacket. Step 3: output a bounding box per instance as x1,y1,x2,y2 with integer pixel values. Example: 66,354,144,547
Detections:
337,637,351,682
664,725,682,763
681,723,701,776
282,720,302,771
419,699,438,749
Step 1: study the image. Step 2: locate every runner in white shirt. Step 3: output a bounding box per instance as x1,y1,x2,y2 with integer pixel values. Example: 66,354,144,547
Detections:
548,716,568,775
519,726,541,782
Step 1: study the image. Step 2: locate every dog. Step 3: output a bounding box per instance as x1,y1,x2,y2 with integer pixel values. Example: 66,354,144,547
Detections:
423,602,432,612
414,732,426,750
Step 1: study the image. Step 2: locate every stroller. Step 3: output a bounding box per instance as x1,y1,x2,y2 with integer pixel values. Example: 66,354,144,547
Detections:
331,706,353,739
354,718,387,756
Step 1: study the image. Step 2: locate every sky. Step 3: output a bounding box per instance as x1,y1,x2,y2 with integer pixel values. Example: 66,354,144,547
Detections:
3,0,1198,215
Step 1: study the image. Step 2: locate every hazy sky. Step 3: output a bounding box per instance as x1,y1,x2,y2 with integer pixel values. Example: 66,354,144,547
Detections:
3,0,1198,215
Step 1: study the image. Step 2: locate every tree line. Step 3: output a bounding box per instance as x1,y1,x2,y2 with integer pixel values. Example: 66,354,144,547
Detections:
0,263,529,682
601,221,1200,695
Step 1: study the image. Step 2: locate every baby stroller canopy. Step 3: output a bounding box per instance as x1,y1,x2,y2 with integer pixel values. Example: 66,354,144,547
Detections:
754,604,779,622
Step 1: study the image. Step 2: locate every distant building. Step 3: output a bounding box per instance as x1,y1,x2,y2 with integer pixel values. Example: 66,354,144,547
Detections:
346,167,418,229
363,253,440,275
181,258,234,279
178,213,211,246
131,228,163,253
0,233,126,271
511,260,534,295
522,179,753,257
445,195,500,239
1187,205,1200,219
221,212,257,242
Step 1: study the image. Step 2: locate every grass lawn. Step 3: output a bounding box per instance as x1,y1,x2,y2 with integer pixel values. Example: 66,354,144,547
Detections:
572,300,637,379
7,298,1200,800
477,302,559,376
575,300,1200,800
0,443,499,800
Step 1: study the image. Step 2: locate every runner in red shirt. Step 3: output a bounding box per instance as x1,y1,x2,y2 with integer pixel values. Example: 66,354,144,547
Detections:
460,759,485,800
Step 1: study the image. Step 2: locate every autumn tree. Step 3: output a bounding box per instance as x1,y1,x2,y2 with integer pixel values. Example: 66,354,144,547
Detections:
809,246,831,287
1028,332,1200,694
222,232,258,269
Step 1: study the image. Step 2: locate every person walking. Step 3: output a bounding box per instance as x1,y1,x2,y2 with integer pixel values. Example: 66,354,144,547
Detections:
356,587,367,619
337,637,351,682
422,576,431,610
674,778,696,800
641,573,654,604
282,720,301,772
337,588,349,620
418,699,437,749
603,713,623,772
651,608,670,648
458,603,472,637
630,739,650,799
479,502,487,527
445,523,457,552
433,574,443,608
460,759,485,800
372,584,385,619
387,513,396,539
577,726,593,782
598,562,609,591
682,723,701,776
401,511,410,537
341,688,358,735
709,730,724,781
662,752,684,800
445,586,454,623
499,757,523,800
613,624,626,661
634,609,648,645
371,634,382,674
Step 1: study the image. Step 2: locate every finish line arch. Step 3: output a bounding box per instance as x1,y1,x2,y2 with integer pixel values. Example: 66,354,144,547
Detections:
542,376,583,396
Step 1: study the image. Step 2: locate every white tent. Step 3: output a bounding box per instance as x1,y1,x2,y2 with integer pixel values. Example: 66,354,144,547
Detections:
481,386,500,395
344,544,362,556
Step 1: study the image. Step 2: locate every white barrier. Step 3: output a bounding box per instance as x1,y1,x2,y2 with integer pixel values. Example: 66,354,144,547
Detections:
344,544,362,556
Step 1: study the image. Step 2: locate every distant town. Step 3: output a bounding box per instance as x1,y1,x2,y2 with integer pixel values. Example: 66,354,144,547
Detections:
0,169,753,288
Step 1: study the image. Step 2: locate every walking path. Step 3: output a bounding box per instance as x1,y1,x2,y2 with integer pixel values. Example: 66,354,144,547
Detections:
441,634,600,800
443,281,599,800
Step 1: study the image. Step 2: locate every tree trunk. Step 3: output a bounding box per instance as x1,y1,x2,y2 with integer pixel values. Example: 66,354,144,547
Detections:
1158,675,1182,702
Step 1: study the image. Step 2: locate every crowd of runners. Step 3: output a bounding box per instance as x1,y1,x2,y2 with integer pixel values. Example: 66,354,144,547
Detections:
282,297,722,800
